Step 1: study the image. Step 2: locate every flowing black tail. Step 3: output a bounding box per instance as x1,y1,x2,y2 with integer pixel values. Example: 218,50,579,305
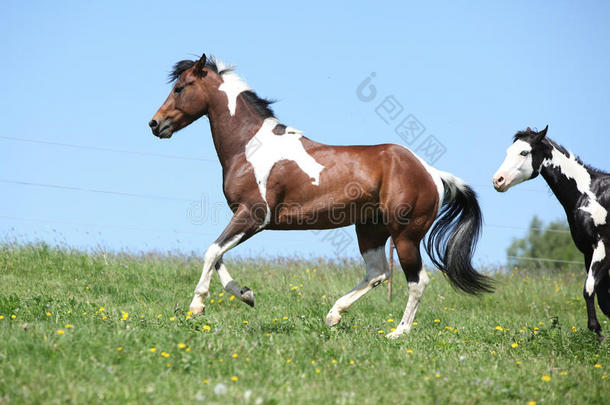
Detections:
424,172,494,295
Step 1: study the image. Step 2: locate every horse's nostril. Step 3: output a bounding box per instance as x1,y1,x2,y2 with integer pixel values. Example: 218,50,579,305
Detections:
149,119,158,129
497,176,505,184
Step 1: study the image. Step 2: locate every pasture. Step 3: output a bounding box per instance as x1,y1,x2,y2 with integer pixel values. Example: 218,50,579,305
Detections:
0,242,607,404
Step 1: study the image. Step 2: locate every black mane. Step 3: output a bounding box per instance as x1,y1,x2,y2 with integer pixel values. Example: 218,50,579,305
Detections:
513,128,606,176
167,56,276,119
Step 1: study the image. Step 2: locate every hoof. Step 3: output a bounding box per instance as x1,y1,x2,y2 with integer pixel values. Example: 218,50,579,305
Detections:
325,312,341,327
240,286,255,307
189,305,205,316
385,330,403,340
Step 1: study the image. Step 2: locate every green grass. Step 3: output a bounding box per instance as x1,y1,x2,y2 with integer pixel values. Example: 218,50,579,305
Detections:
0,242,608,404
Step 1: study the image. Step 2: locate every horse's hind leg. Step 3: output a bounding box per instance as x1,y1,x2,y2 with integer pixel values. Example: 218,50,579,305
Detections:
386,235,429,339
325,223,390,326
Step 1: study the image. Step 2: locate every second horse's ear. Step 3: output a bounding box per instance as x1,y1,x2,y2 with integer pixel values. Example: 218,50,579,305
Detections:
194,53,208,78
533,125,549,143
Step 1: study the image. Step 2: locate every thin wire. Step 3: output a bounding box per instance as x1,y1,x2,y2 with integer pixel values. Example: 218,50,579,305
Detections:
507,255,583,265
0,214,214,237
0,179,194,202
0,135,216,162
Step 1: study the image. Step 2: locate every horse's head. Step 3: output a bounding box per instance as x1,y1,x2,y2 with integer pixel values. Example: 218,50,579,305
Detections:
149,53,221,139
492,125,551,192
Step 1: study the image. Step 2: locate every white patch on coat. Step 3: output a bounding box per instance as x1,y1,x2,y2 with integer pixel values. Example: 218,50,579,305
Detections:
245,118,325,226
586,240,606,296
215,58,250,116
544,149,608,226
410,152,445,215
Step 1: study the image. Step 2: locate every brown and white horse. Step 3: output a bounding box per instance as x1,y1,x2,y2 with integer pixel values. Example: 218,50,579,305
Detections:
149,53,493,338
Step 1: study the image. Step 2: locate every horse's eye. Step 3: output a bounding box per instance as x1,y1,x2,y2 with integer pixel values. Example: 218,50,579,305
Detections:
174,86,183,94
520,151,529,156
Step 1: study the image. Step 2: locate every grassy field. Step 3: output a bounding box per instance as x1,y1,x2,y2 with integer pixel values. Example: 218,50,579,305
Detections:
0,242,608,404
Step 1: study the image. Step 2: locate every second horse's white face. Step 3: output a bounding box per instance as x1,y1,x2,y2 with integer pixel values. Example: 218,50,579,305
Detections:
492,140,535,192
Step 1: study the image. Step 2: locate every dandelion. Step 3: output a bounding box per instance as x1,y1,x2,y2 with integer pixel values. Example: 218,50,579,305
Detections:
203,379,209,384
511,342,518,348
407,349,413,355
65,324,73,329
169,317,175,322
102,316,107,321
178,343,186,349
413,321,418,326
515,361,521,365
387,318,394,323
332,359,337,364
57,329,65,335
541,375,551,382
435,372,441,378
273,318,279,322
315,369,321,374
232,353,238,359
219,292,224,297
559,371,567,376
83,312,87,316
246,357,250,362
117,346,123,351
230,296,235,301
594,364,602,368
286,359,291,364
378,330,385,334
495,325,503,331
99,306,104,312
434,319,440,323
243,320,248,324
0,316,3,320
231,376,238,382
121,312,129,321
150,348,157,353
210,299,215,303
46,312,51,317
349,360,355,365
157,314,162,318
391,328,396,332
528,402,536,405
161,352,170,358
571,326,577,332
67,310,72,314
218,299,223,303
186,347,191,352
11,315,16,319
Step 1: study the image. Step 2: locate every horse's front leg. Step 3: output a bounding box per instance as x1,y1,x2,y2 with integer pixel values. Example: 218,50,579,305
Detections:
189,207,262,315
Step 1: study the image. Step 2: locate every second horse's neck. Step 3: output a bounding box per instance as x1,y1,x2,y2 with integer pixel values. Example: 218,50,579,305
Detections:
540,143,593,215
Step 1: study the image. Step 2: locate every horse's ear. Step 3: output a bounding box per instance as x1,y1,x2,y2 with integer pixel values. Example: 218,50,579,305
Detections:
533,125,548,143
194,53,208,78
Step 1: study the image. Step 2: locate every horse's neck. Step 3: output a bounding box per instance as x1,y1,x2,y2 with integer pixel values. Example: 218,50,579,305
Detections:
207,95,265,169
540,145,592,214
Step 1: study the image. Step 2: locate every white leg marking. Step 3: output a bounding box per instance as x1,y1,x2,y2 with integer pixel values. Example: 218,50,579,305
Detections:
189,233,245,314
246,118,325,225
386,267,429,339
326,247,388,326
586,240,606,296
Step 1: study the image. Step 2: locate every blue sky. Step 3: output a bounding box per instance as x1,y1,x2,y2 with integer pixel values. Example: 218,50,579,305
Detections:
1,1,609,266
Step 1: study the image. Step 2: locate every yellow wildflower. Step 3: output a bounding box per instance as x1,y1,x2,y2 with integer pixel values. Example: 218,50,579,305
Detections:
541,375,551,382
231,376,238,382
178,343,186,349
161,352,170,358
65,324,73,329
57,329,64,335
202,325,211,331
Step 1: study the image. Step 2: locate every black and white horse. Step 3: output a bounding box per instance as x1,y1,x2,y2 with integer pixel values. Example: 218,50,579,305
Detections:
493,126,610,339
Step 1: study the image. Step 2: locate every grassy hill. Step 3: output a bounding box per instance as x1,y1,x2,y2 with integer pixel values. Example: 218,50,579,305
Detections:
0,242,607,404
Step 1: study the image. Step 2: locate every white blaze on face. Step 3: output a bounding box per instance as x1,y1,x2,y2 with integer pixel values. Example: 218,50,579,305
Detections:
493,140,535,191
246,118,325,226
